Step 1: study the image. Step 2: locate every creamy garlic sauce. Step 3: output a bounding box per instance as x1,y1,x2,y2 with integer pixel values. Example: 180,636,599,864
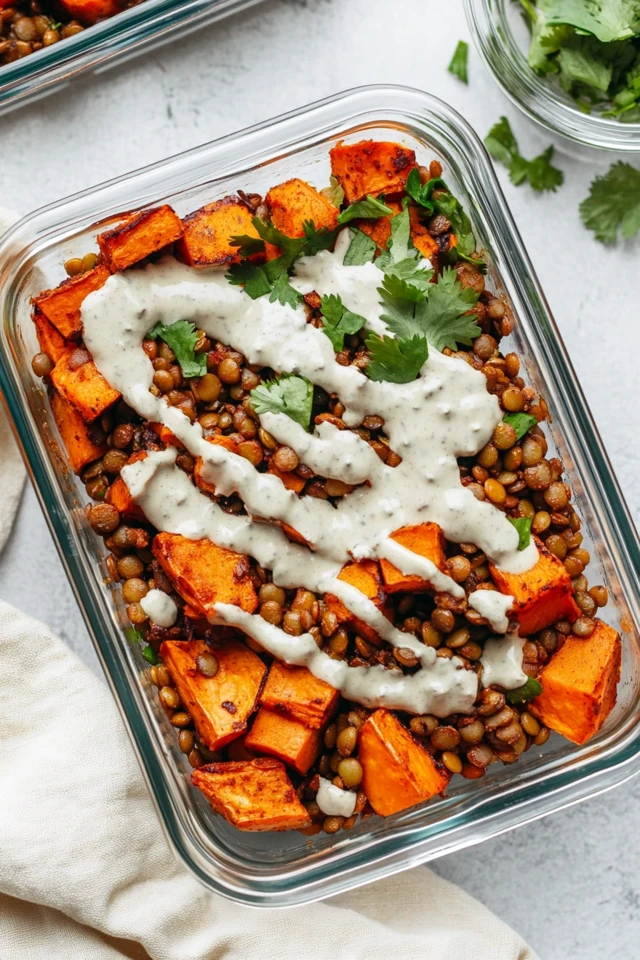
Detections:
480,634,528,690
140,588,178,628
82,234,536,716
468,590,514,634
316,777,357,817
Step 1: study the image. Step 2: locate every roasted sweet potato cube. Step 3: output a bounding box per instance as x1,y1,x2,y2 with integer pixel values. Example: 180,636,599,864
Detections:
192,758,311,832
354,196,403,250
409,206,440,263
177,196,260,267
194,435,240,497
530,620,621,745
330,140,417,204
160,639,266,751
98,205,183,272
359,709,449,816
149,422,184,450
50,346,120,422
226,738,257,762
34,264,110,339
266,178,338,238
260,661,339,728
380,523,446,594
51,390,107,474
106,476,144,521
152,532,258,616
56,0,120,25
245,708,322,774
267,461,306,494
490,536,580,636
33,309,67,363
324,559,389,644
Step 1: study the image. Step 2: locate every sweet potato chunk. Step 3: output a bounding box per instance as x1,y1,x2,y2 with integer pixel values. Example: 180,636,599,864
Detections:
160,639,266,751
245,708,322,774
354,197,404,250
530,620,621,745
177,196,260,267
266,178,338,238
56,0,120,25
98,205,183,272
380,523,446,594
51,390,107,474
152,532,258,616
106,476,144,521
192,758,311,832
267,461,306,494
409,206,440,263
34,264,110,339
260,661,339,728
33,309,67,363
359,709,449,816
50,346,120,422
490,536,580,636
356,201,438,264
330,140,417,204
194,435,240,496
324,559,389,644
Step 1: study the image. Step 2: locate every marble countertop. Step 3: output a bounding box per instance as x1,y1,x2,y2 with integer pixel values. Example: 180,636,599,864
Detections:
1,0,639,955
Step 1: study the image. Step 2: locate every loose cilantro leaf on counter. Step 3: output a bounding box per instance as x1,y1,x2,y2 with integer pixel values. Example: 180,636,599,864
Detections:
506,676,543,704
503,412,539,440
320,294,367,352
343,227,377,265
321,175,345,208
420,268,480,351
269,274,303,308
250,374,314,431
579,161,640,243
448,40,469,83
508,516,533,551
485,116,564,192
338,195,394,225
147,320,207,378
365,332,428,384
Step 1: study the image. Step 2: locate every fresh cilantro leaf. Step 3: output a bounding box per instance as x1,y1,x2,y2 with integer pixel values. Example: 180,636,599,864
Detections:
337,195,394,225
430,186,486,270
448,39,469,83
508,516,533,551
301,219,341,256
558,36,613,94
321,175,345,208
378,275,429,340
421,268,481,351
228,233,266,258
365,333,428,383
544,0,640,44
381,257,434,292
503,412,538,440
376,204,418,269
226,261,272,299
142,645,158,665
250,374,314,430
147,320,207,378
506,676,543,704
126,627,145,644
343,227,377,265
579,161,640,243
319,294,367,352
485,116,564,193
405,168,447,213
269,274,303,308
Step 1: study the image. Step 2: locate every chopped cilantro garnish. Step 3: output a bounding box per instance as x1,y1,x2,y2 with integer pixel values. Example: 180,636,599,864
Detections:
126,627,145,644
226,261,272,299
485,116,564,192
506,676,543,704
508,516,533,551
250,374,314,431
404,168,447,214
343,227,377,265
269,274,303,308
448,40,469,83
375,205,436,287
365,332,428,384
320,294,367,352
147,320,207,378
142,645,158,665
420,268,481,351
503,412,539,440
337,195,394,225
321,175,345,208
580,161,640,244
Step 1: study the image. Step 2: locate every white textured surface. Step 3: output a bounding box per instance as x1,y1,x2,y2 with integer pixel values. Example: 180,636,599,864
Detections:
0,0,639,957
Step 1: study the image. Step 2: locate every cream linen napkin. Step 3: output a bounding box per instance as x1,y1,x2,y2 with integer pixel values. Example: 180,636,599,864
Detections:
0,213,538,960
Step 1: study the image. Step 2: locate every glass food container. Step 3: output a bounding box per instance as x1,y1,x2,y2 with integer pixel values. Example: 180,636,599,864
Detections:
465,0,640,151
0,0,265,116
1,85,639,906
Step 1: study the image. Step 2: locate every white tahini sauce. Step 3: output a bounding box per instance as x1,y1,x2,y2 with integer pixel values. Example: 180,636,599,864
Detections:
140,589,178,628
468,589,514,634
81,231,538,718
480,634,528,690
316,777,357,817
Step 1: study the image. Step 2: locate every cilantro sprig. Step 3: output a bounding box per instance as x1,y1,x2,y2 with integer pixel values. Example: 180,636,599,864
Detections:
337,195,394,225
365,333,428,384
508,516,533,551
343,228,377,265
503,412,538,441
147,320,207,378
580,161,640,244
250,374,314,431
448,40,469,84
506,676,543,704
320,294,366,352
485,116,564,192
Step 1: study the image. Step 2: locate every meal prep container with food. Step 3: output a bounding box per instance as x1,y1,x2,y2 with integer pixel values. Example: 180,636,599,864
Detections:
0,0,264,116
465,0,640,151
1,85,640,906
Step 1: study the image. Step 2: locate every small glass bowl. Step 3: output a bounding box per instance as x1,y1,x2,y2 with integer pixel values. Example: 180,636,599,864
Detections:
465,0,640,151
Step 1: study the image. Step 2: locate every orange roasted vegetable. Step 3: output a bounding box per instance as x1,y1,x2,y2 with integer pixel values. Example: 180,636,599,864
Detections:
330,140,417,204
408,206,440,263
160,639,266,751
34,264,110,339
324,559,389,644
530,620,621,745
50,346,120,422
177,196,260,267
259,661,339,728
490,536,580,636
192,758,312,832
105,452,146,521
33,309,67,364
51,390,107,474
245,708,322,774
98,205,183,272
266,178,338,238
267,461,306,494
379,523,446,594
359,709,449,816
152,532,258,616
55,0,120,25
194,435,240,496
